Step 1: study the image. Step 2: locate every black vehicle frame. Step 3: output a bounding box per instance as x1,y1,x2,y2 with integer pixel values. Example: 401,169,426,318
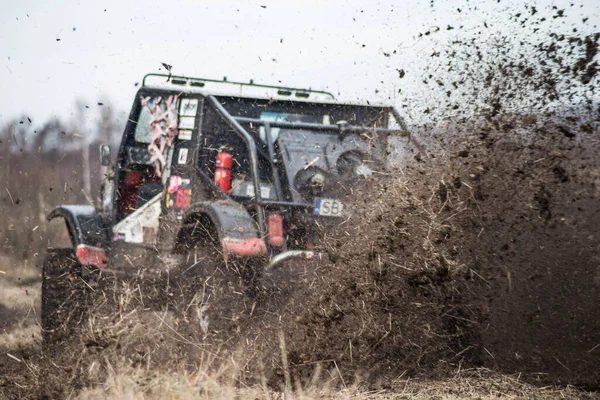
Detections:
47,73,408,272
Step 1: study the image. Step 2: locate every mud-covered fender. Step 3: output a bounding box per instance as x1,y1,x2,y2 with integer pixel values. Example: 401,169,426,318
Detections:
47,206,109,268
182,200,266,259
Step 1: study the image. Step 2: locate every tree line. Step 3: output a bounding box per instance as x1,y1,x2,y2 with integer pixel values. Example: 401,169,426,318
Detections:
0,101,125,263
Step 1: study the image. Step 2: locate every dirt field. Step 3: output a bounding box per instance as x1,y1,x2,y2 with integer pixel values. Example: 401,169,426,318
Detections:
0,255,41,396
0,114,599,399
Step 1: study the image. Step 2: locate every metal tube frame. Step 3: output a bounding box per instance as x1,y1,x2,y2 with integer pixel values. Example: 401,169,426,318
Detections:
263,122,285,203
206,95,266,237
233,116,409,136
205,97,409,237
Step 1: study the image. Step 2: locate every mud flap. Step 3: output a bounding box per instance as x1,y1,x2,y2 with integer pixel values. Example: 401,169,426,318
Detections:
183,200,267,259
47,206,109,268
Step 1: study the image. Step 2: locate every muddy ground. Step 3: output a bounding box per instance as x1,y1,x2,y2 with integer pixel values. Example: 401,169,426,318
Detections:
247,114,600,390
0,113,599,399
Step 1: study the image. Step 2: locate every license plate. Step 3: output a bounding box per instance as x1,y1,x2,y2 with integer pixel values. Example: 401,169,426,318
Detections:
314,198,344,217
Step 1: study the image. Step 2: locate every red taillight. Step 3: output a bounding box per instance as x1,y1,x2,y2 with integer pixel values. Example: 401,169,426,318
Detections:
267,213,284,247
75,245,107,269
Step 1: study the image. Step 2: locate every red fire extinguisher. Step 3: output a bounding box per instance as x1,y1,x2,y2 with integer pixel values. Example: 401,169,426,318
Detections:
215,151,233,192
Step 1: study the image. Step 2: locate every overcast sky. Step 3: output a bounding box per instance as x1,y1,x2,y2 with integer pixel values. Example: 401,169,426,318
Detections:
1,0,598,130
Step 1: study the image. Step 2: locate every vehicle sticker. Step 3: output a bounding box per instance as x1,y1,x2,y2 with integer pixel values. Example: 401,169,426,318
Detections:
167,176,191,210
178,129,192,140
175,188,191,208
179,98,198,116
141,94,178,178
246,184,271,199
178,116,195,129
169,175,182,193
113,232,126,241
177,148,188,164
165,191,172,208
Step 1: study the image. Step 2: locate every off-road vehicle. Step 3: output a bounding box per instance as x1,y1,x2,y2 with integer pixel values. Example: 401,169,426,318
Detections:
42,74,407,343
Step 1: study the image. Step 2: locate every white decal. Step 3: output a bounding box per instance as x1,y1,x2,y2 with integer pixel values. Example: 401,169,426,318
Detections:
178,116,195,129
179,98,198,116
246,183,271,199
178,129,192,140
112,194,161,244
177,148,188,164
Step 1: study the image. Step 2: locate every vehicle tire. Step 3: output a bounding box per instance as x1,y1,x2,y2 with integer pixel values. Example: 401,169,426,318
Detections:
41,248,92,345
173,218,265,345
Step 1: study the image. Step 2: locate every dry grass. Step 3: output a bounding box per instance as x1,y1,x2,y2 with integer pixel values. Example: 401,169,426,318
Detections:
76,362,599,400
0,254,41,350
0,324,40,350
52,282,595,400
398,369,600,400
0,254,41,282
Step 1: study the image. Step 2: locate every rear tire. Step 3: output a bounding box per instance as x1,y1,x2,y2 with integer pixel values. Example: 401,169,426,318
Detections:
41,249,92,346
173,219,266,345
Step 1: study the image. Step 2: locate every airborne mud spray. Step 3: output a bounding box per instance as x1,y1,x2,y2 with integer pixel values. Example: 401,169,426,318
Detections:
233,3,600,390
1,2,599,399
390,1,599,123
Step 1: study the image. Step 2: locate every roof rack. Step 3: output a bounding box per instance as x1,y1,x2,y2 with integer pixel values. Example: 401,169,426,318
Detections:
142,74,336,102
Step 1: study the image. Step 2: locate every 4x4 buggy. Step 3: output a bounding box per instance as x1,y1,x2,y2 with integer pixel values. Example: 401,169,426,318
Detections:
42,74,408,343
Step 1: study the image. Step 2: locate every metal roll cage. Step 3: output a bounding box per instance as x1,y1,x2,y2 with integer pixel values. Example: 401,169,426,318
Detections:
204,95,408,238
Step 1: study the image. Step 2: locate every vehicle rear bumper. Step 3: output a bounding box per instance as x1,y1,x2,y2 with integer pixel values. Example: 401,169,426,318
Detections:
221,237,267,259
